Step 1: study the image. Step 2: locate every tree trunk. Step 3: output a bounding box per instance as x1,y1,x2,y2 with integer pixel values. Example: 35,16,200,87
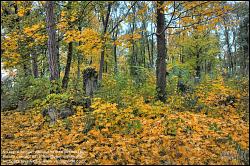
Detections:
150,19,155,67
142,20,151,68
196,53,201,78
77,26,82,79
57,38,60,78
113,26,118,74
156,1,167,102
31,53,39,78
77,45,81,79
130,5,137,76
98,48,105,81
104,61,108,73
114,42,118,73
62,42,73,89
41,49,47,77
46,1,60,93
141,30,146,67
224,26,233,75
146,35,151,67
98,2,112,82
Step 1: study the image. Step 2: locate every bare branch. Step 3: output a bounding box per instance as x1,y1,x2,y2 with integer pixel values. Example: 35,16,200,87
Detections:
108,1,137,35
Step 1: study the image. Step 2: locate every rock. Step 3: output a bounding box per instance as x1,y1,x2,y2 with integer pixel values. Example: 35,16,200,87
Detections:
41,106,75,125
17,100,28,111
218,95,236,107
3,133,14,139
48,108,57,125
59,107,74,119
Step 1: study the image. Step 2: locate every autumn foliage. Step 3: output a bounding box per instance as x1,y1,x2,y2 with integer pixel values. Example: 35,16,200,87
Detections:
1,1,249,165
1,76,249,165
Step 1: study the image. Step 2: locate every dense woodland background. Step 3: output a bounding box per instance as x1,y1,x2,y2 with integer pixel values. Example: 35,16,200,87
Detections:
1,1,249,165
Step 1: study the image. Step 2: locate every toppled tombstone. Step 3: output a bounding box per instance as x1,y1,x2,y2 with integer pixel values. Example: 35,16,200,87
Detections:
17,100,28,112
83,67,98,97
41,93,77,125
218,95,236,107
48,107,57,125
3,133,15,139
42,106,75,125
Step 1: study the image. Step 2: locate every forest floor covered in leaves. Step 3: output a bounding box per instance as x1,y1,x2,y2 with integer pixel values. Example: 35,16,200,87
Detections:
1,77,249,165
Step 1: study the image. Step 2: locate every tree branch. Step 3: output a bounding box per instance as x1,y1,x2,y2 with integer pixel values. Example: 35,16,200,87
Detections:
108,1,137,35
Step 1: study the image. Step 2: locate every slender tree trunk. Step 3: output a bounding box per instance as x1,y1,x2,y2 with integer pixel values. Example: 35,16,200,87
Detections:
41,49,47,77
62,42,73,89
181,54,184,63
204,59,207,75
111,20,118,74
130,5,137,76
98,48,105,81
77,26,82,79
156,1,167,102
105,61,108,73
151,27,154,67
196,53,201,78
77,53,80,79
146,35,151,67
46,1,60,93
77,45,81,79
98,2,112,82
113,31,118,74
224,26,233,75
57,39,60,78
141,30,146,67
31,53,39,78
142,20,151,68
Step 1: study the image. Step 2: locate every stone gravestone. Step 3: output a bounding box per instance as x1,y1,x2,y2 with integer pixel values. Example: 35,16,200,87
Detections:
17,100,28,112
194,76,200,84
42,106,75,125
48,108,57,126
82,67,98,133
83,67,98,98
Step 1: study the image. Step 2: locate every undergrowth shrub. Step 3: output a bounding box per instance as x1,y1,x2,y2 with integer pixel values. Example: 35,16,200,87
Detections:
1,76,50,111
40,93,73,110
96,70,155,108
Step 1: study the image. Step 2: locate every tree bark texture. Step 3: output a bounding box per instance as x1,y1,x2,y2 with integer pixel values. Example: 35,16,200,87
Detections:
156,1,167,102
45,1,59,81
62,42,73,89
